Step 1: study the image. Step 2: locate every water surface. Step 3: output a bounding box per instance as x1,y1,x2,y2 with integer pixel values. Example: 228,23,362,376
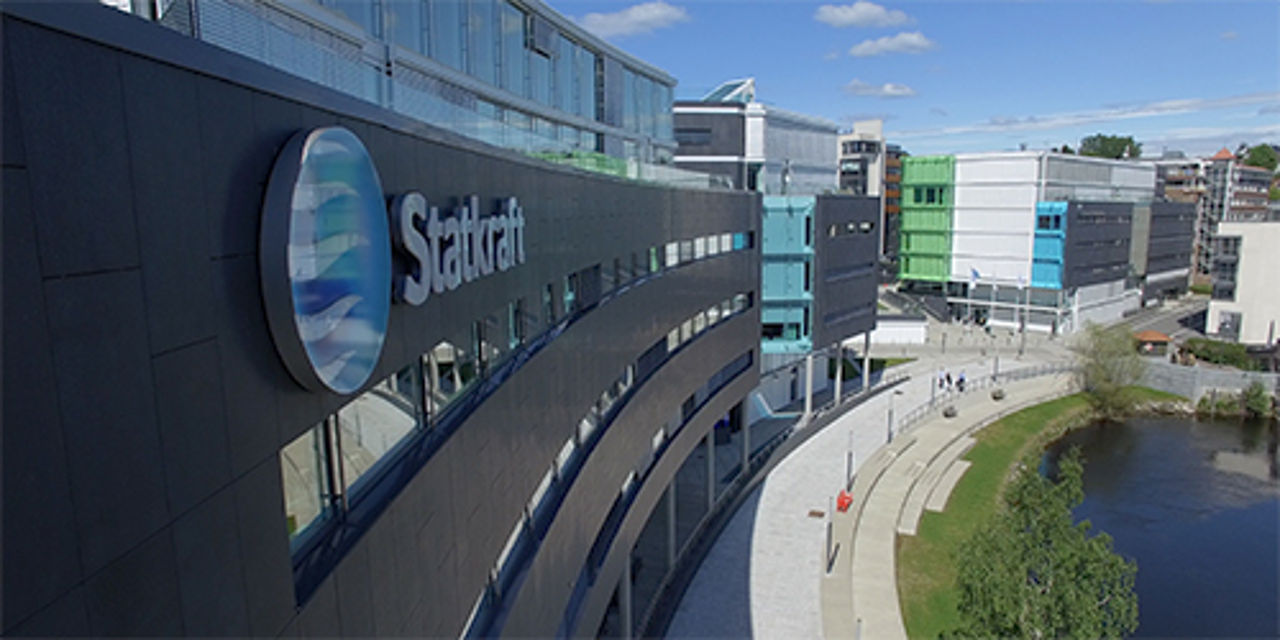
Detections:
1044,416,1279,638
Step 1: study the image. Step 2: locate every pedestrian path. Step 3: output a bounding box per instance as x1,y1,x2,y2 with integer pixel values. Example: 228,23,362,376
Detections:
667,351,1068,638
821,372,1075,640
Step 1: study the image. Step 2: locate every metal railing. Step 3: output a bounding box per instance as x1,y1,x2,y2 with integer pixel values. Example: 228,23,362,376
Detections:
894,362,1076,435
633,372,911,638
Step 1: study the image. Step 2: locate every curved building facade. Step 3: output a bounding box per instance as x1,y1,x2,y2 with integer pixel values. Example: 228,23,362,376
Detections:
2,4,761,637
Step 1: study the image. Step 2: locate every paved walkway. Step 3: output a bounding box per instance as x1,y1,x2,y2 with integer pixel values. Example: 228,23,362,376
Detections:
667,345,1071,638
822,371,1075,640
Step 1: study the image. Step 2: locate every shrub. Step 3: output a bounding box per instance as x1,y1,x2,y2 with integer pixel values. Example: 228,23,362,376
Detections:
1243,382,1274,418
1184,338,1259,371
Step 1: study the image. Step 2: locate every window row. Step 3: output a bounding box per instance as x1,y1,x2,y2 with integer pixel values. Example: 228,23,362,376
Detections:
910,185,948,205
280,229,754,555
466,295,753,635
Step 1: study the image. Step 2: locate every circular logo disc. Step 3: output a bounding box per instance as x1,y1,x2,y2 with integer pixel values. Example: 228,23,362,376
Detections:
261,127,391,395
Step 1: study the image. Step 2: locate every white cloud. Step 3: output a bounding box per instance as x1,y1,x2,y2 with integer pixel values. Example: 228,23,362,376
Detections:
815,2,912,28
1221,31,1238,40
845,79,916,98
823,50,842,61
1259,104,1280,115
893,92,1280,138
848,31,935,57
577,1,689,39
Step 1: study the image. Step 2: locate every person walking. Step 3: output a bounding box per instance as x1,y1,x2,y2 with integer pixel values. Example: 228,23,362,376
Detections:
957,370,966,393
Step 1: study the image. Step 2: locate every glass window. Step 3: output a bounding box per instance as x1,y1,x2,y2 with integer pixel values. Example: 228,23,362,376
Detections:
530,47,551,106
733,293,748,312
667,328,680,352
705,235,719,257
693,311,707,334
431,0,465,71
694,237,706,260
542,282,557,326
622,69,636,133
324,0,378,35
388,0,426,53
707,304,721,325
563,273,578,313
507,299,524,349
666,241,679,267
721,233,732,253
577,46,597,119
556,438,576,475
732,232,746,251
680,240,693,263
500,2,527,97
554,35,575,111
281,423,332,549
428,340,477,411
336,365,423,495
468,0,497,84
506,109,531,152
681,319,693,343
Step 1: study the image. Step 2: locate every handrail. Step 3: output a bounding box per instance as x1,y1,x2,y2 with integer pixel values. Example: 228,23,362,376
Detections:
894,363,1076,436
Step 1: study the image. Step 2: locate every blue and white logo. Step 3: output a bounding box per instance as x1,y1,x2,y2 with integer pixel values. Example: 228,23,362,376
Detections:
261,127,391,395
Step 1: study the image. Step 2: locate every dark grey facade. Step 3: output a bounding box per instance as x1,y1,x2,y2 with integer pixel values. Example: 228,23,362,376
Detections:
1144,201,1195,300
2,5,760,638
1063,201,1134,289
813,196,879,347
672,106,748,189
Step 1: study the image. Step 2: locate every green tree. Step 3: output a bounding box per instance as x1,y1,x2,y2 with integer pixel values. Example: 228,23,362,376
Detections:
951,449,1139,639
1242,381,1274,418
1079,134,1142,159
1070,323,1147,419
1242,144,1278,172
1060,143,1075,154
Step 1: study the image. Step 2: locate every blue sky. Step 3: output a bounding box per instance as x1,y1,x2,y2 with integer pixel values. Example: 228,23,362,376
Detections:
555,0,1280,156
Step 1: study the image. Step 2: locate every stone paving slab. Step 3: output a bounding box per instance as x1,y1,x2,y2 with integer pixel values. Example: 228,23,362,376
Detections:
842,374,1074,640
897,436,974,536
669,352,1068,639
925,460,972,513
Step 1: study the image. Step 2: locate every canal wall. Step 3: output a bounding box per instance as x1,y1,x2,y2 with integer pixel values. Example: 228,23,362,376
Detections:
1140,359,1280,401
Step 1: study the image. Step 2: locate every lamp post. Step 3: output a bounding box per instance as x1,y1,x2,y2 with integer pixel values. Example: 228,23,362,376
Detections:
887,389,903,443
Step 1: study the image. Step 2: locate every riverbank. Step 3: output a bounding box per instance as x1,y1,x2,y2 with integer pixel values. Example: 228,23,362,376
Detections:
896,386,1182,639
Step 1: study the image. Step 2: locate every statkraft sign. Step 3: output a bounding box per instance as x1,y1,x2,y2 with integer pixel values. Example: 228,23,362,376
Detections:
260,126,526,395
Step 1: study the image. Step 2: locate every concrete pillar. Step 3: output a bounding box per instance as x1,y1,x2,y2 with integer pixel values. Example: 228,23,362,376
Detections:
666,483,677,570
705,430,715,511
741,405,750,471
620,555,633,639
833,344,843,405
863,332,872,393
803,353,814,417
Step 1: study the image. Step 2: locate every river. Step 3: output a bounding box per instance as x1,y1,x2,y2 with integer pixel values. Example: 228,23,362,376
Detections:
1043,416,1279,638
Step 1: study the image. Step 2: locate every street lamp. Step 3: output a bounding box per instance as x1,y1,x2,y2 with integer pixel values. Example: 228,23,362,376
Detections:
887,388,904,442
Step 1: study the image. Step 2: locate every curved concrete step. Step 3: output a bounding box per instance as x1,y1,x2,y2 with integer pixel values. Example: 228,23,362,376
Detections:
925,459,972,513
897,435,975,535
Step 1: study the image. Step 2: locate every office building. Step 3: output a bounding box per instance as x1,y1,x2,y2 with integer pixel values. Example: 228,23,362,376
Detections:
2,3,764,638
673,78,839,195
1208,221,1280,346
671,79,875,412
1155,149,1275,282
838,120,906,280
897,151,1162,333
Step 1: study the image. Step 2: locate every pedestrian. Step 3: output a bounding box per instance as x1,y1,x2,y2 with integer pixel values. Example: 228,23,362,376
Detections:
938,369,945,390
958,370,966,393
945,371,953,391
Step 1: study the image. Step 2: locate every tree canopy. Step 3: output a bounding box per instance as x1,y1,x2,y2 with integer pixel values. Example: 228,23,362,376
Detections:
1242,144,1278,172
950,449,1139,639
1079,134,1142,159
1070,323,1147,420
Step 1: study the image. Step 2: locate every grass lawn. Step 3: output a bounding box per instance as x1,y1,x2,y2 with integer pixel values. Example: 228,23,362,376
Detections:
896,386,1185,638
